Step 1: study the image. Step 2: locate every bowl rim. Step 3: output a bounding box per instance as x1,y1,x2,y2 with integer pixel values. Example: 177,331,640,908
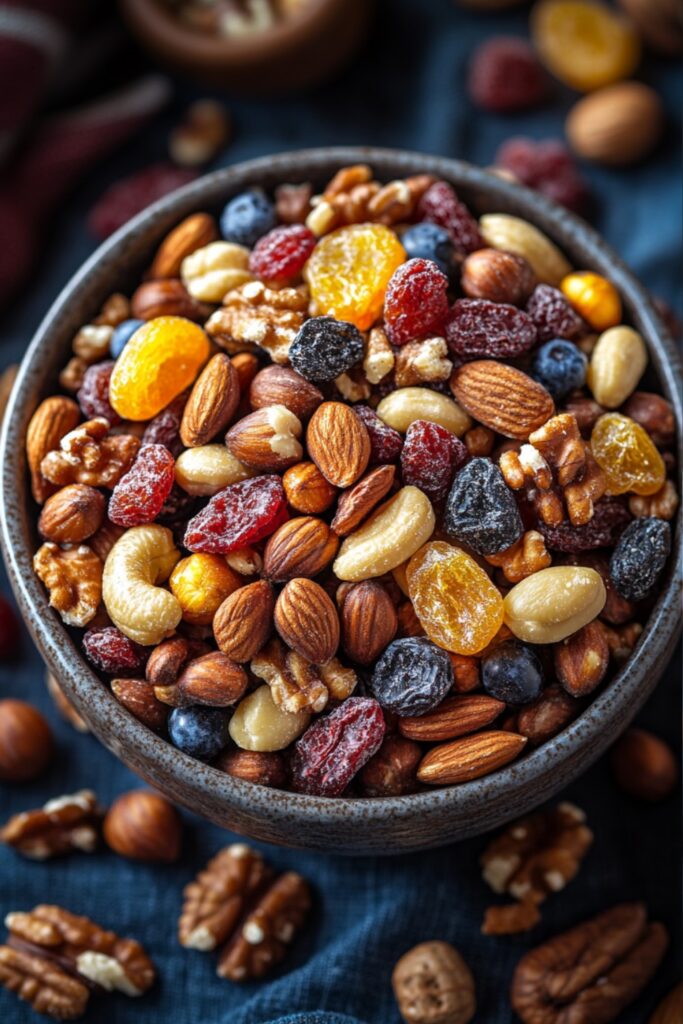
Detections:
1,146,680,845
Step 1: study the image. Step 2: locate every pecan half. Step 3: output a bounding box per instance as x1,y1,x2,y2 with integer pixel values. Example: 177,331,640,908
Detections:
178,844,310,982
511,903,668,1023
1,791,102,860
0,945,89,1020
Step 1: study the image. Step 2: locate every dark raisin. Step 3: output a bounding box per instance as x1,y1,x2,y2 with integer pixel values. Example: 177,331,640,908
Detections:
540,499,631,552
526,284,585,342
290,696,386,796
401,420,469,504
417,180,483,256
354,405,403,464
141,392,187,456
468,37,548,113
494,138,590,213
77,361,121,425
288,316,365,382
83,626,148,676
482,641,544,705
370,637,453,716
446,298,538,359
609,518,672,601
444,458,524,555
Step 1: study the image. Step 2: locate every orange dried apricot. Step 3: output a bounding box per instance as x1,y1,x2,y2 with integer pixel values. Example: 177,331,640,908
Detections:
591,413,666,496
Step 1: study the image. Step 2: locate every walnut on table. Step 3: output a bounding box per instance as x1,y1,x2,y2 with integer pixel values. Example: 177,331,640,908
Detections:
1,791,101,860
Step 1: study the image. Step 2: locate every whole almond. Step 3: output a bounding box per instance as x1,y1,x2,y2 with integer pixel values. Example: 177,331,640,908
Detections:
26,396,80,503
214,748,287,788
155,651,247,707
399,695,506,742
450,360,554,439
213,580,274,662
566,81,664,166
180,353,240,448
517,685,579,747
226,405,303,471
460,248,535,305
38,484,105,543
110,678,168,733
263,517,339,581
274,578,340,665
249,365,323,420
332,465,396,536
307,401,371,487
417,731,527,785
145,636,191,685
283,461,338,514
554,620,609,697
341,581,398,665
130,278,209,322
149,212,218,279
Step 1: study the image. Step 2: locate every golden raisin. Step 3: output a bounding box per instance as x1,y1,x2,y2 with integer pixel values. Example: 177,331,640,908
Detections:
170,553,242,625
591,412,666,496
560,271,622,331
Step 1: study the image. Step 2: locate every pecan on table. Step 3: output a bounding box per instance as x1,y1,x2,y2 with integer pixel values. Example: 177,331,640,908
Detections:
0,946,89,1020
1,791,102,860
481,802,593,935
511,902,668,1024
179,843,311,981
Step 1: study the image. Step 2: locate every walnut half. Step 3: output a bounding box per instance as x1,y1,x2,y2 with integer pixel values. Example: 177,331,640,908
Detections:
1,791,101,860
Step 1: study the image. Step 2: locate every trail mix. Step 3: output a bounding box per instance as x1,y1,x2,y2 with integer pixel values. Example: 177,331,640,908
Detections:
27,163,677,797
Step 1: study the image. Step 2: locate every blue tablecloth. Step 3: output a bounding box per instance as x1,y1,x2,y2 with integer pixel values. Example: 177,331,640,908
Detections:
1,2,681,1021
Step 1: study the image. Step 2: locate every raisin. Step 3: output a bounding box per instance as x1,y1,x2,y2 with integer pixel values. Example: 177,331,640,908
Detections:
494,138,589,213
108,444,176,527
609,518,671,602
383,258,450,346
526,284,585,342
77,361,121,425
354,405,403,464
291,696,386,796
417,180,483,256
370,637,453,716
183,475,288,554
83,626,148,676
288,316,365,382
468,37,548,113
446,298,538,359
539,498,631,552
88,165,197,239
444,458,524,555
481,641,544,704
141,393,187,456
248,224,316,283
401,420,469,504
157,484,198,525
591,413,666,497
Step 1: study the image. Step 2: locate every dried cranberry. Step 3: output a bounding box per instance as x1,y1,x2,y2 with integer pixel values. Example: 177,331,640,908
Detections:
290,696,386,796
183,475,288,554
141,393,187,456
401,420,469,504
383,258,450,346
77,361,121,426
88,165,197,240
108,444,175,527
354,405,403,464
494,138,589,214
446,298,538,359
83,626,148,676
539,499,631,552
417,180,483,256
526,284,585,342
248,224,316,283
0,595,20,659
468,37,548,112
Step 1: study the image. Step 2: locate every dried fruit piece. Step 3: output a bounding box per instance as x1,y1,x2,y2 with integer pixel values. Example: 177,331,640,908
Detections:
417,180,483,255
291,696,385,796
531,339,587,400
401,420,469,504
288,316,364,382
108,444,175,527
304,223,406,330
83,626,147,676
539,497,630,551
482,641,544,704
591,413,665,496
354,405,404,464
495,138,590,213
444,458,523,555
371,636,453,716
446,298,538,359
383,258,450,346
526,283,585,342
89,164,196,238
76,361,121,425
248,224,316,283
609,517,671,601
469,37,547,112
183,475,288,554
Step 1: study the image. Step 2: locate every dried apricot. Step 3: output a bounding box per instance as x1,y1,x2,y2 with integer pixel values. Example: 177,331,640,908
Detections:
591,413,666,496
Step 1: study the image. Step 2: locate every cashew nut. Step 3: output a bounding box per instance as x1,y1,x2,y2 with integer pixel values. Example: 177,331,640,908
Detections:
376,387,471,436
102,525,182,645
503,566,606,644
175,445,255,496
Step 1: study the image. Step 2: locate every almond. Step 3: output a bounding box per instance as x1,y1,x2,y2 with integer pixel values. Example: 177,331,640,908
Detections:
110,678,168,733
155,651,247,707
554,620,609,697
149,212,218,279
213,580,274,662
417,731,528,785
214,748,287,788
283,461,338,514
263,517,339,582
399,695,505,742
226,405,303,471
341,581,398,665
306,401,371,487
38,484,105,543
274,578,340,665
26,396,80,503
566,81,664,167
145,636,191,685
180,353,240,448
450,361,554,439
249,365,323,420
130,278,209,322
331,465,396,536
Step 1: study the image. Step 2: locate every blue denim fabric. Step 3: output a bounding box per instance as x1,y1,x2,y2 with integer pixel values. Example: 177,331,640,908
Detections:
0,1,680,1022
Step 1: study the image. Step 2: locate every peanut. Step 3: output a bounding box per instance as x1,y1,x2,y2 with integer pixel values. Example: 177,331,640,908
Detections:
376,387,471,436
587,325,647,409
175,445,255,496
334,486,435,582
504,566,606,644
479,213,572,286
102,525,182,645
228,685,310,752
181,241,252,302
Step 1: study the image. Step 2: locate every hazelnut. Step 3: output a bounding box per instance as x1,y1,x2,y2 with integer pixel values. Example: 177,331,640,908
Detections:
359,735,422,796
38,484,105,543
460,247,534,305
103,790,182,862
0,699,54,781
282,461,337,514
610,728,678,801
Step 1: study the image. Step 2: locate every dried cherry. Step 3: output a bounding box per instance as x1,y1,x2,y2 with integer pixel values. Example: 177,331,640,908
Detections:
77,361,121,426
291,696,386,796
446,298,538,359
108,444,175,527
417,180,483,256
248,224,316,283
383,258,450,346
183,475,288,554
83,626,148,675
401,420,469,504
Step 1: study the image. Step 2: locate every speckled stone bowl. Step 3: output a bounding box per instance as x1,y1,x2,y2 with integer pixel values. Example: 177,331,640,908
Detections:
1,149,680,854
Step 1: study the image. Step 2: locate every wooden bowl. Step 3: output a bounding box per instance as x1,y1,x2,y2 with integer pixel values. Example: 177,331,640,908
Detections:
1,148,680,854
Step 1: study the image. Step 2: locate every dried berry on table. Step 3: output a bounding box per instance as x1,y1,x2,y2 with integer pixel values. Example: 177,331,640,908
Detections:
88,164,197,239
469,37,548,112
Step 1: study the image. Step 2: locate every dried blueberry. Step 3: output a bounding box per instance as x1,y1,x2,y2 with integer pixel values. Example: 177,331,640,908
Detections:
370,637,453,716
445,298,538,360
110,318,144,358
220,188,276,247
526,284,584,342
444,458,524,555
288,316,365,382
168,706,230,761
531,339,587,400
482,641,544,705
401,222,457,277
609,518,671,602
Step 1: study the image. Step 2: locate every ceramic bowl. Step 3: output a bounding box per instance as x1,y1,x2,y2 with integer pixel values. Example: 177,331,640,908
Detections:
1,148,680,854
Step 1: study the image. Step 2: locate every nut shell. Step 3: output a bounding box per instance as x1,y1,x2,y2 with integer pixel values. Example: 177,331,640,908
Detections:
274,578,340,665
103,790,182,863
